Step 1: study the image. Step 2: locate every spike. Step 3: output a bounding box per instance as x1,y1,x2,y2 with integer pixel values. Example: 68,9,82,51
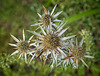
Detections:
62,55,73,60
54,49,59,55
37,48,46,58
43,6,47,14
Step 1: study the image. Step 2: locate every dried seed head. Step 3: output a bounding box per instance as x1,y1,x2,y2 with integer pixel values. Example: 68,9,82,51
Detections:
43,33,60,50
17,41,29,52
70,46,85,59
41,14,53,27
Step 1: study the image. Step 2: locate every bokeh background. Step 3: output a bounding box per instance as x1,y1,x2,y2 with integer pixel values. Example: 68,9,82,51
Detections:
0,0,100,76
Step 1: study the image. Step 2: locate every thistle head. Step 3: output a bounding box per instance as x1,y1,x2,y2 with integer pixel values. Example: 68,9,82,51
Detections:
41,14,53,27
43,33,60,50
17,41,29,52
70,46,85,59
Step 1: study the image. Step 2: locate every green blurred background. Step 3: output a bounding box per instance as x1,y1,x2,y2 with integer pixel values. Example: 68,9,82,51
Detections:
0,0,100,76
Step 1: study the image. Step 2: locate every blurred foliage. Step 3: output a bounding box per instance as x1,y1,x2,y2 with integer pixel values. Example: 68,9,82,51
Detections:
80,29,93,51
0,0,100,76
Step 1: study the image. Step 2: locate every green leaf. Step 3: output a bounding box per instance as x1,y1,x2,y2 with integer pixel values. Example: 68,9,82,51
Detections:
64,8,100,25
45,0,51,8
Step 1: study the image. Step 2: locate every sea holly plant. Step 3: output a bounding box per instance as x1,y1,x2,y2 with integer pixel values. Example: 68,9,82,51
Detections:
28,21,75,67
9,30,37,63
62,38,94,68
31,5,62,30
9,5,94,69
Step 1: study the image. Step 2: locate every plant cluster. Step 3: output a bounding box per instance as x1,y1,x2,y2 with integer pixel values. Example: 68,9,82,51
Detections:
9,5,94,70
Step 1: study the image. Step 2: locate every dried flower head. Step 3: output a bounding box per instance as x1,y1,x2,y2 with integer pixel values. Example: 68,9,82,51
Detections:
41,14,53,27
28,22,75,66
63,39,94,68
31,5,62,28
43,33,60,50
9,30,36,63
17,41,29,52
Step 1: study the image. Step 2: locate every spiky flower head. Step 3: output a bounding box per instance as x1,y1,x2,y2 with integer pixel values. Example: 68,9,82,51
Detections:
70,44,85,59
41,13,53,27
31,5,62,28
63,39,94,68
28,22,75,67
9,30,36,63
43,33,60,50
17,41,29,52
